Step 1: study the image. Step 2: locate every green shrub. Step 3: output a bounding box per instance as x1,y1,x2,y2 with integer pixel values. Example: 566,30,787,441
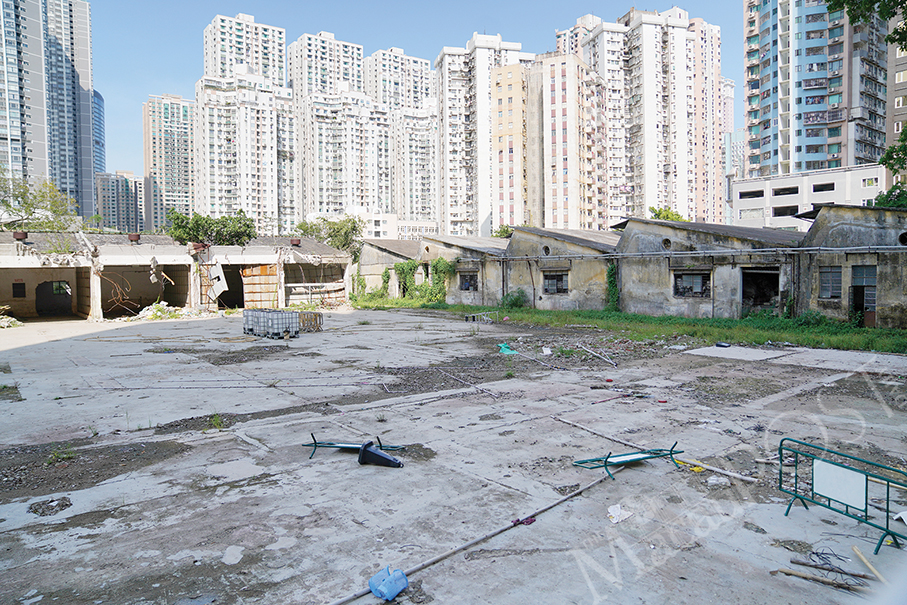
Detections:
500,289,529,309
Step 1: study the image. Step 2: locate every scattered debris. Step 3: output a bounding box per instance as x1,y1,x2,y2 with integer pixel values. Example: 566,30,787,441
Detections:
771,539,814,555
852,545,889,586
707,476,731,488
358,441,404,468
790,556,874,581
0,316,23,328
27,496,72,516
607,504,633,524
770,568,870,592
369,566,409,601
743,521,767,534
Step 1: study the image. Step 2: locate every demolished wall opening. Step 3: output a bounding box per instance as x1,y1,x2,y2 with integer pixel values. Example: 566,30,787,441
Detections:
217,265,245,309
742,267,780,315
100,265,192,318
35,280,73,316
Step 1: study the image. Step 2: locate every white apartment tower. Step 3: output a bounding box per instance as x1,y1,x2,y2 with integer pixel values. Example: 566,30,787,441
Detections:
196,15,297,234
364,47,433,110
391,100,439,224
95,171,143,233
288,32,363,95
582,8,726,223
0,0,95,217
525,53,608,230
143,94,194,232
556,15,603,57
204,14,286,84
195,71,297,235
297,91,389,218
435,34,534,237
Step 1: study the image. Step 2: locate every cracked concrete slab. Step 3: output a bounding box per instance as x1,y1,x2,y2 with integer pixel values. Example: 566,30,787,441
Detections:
1,310,904,604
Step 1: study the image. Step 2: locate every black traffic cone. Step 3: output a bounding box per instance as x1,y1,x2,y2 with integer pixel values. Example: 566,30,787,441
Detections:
358,441,404,468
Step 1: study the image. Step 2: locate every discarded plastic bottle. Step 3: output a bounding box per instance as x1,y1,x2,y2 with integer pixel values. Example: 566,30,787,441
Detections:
368,566,409,601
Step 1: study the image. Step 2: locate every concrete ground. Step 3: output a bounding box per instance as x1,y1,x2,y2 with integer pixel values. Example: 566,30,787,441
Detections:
1,309,906,604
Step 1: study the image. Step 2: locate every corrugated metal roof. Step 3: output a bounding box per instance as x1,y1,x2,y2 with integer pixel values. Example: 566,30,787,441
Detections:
513,227,620,252
612,218,805,247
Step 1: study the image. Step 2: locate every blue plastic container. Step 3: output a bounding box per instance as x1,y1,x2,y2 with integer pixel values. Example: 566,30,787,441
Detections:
368,566,409,601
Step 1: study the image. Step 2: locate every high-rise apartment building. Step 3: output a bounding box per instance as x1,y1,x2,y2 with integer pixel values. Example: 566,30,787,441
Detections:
436,34,534,236
93,90,105,175
297,91,389,218
743,0,887,178
391,100,439,224
582,8,726,223
0,0,95,217
525,53,608,231
204,13,285,83
195,70,297,235
288,32,363,95
95,171,143,232
196,14,297,234
143,94,195,232
364,47,433,110
490,64,530,230
887,17,906,187
556,14,603,57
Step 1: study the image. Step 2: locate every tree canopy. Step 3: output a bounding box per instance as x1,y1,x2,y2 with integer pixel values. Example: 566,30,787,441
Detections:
296,216,365,261
165,209,257,246
649,207,688,222
0,170,78,231
491,224,514,238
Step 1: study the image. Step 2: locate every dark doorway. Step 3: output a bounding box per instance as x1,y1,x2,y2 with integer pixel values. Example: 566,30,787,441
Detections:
742,268,780,315
35,281,73,316
217,265,245,309
851,266,877,328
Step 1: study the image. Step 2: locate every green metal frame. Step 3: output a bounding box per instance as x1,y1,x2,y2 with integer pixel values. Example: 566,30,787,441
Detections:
303,434,404,459
779,438,907,554
573,442,683,479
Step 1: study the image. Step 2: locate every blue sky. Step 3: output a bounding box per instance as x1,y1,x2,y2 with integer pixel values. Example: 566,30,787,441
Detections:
90,0,745,176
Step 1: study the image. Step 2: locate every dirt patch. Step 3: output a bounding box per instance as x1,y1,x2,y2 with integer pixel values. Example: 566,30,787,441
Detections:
0,440,191,503
401,579,434,604
743,521,767,534
0,383,23,401
479,413,503,421
398,443,437,462
0,362,10,373
147,344,290,365
771,539,813,555
554,483,580,496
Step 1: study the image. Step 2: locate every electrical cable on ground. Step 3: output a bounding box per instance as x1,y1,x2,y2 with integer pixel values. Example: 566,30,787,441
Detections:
323,468,623,605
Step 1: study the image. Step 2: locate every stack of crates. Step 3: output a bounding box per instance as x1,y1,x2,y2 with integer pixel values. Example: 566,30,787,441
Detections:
243,309,300,339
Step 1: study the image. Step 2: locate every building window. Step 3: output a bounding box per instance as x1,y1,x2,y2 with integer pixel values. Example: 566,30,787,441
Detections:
674,273,711,298
543,273,568,294
819,266,842,299
852,265,876,287
459,273,478,291
862,178,878,187
12,283,25,298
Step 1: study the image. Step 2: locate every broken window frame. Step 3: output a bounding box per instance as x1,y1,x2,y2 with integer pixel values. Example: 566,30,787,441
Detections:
818,266,842,299
459,272,478,292
673,272,711,298
542,272,568,295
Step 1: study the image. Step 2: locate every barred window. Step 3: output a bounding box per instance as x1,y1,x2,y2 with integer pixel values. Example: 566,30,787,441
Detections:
674,273,711,298
819,266,841,298
543,273,568,294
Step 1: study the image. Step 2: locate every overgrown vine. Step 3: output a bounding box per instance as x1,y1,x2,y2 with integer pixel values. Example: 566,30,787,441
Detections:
606,262,619,312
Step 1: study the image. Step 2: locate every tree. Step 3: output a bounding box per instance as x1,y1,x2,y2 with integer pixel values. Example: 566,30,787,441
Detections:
296,216,365,261
649,207,688,222
491,224,514,238
165,209,256,246
0,170,78,231
871,182,907,208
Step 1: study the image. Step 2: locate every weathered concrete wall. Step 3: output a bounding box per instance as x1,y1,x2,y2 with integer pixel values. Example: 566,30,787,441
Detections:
801,207,907,248
795,251,907,328
0,268,79,317
619,254,792,320
448,259,503,307
504,231,609,310
76,267,91,317
359,247,407,293
618,222,787,254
